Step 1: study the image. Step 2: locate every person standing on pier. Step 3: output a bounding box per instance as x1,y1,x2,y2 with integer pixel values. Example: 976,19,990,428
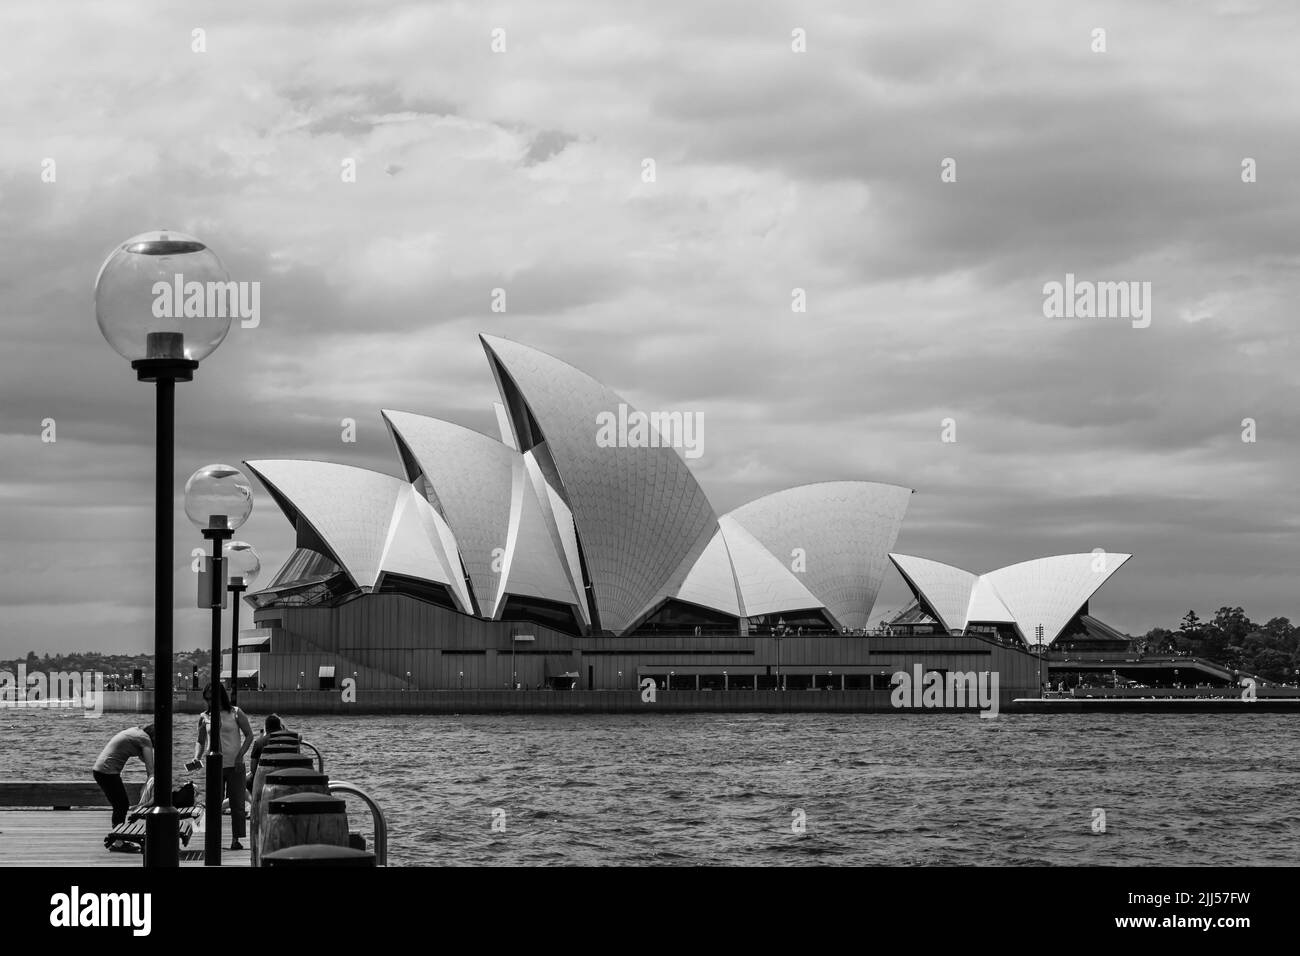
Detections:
192,683,253,851
91,724,156,829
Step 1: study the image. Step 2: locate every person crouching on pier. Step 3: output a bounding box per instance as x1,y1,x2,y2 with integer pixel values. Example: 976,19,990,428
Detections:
193,682,253,851
92,724,156,832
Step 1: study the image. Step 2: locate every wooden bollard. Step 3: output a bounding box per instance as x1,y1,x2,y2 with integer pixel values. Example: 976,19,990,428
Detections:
250,753,313,865
261,793,349,862
253,767,329,867
260,743,299,757
262,845,375,868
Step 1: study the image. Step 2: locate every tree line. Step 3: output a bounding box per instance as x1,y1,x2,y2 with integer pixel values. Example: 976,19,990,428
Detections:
1139,607,1297,681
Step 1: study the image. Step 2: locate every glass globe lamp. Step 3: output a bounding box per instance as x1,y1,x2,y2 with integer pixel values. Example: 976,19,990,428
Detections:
223,541,261,587
95,230,232,363
184,464,253,532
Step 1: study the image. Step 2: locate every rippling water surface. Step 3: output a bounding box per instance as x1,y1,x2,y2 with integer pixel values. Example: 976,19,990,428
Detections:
3,710,1296,865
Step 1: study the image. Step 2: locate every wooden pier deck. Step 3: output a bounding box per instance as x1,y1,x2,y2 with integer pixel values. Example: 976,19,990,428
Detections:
0,810,251,867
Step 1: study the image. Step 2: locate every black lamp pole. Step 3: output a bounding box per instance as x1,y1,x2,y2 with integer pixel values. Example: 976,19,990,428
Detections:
228,576,247,705
201,523,233,865
1037,624,1045,696
132,334,197,869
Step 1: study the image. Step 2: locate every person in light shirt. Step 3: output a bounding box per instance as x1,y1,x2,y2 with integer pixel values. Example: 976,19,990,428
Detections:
190,683,253,850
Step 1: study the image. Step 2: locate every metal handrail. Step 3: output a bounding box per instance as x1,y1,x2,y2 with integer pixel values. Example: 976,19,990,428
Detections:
327,781,387,866
299,739,325,775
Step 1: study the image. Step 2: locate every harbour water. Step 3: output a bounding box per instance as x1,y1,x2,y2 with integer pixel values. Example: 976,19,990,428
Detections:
2,710,1296,866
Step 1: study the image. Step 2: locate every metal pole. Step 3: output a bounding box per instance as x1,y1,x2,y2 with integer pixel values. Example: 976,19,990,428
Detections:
228,580,245,706
143,375,179,867
1038,624,1045,697
204,538,225,866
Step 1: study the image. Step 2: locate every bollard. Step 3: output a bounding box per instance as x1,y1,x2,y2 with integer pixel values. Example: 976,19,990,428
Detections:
252,767,329,867
259,743,299,757
265,731,300,750
249,753,314,864
262,844,375,868
262,793,349,861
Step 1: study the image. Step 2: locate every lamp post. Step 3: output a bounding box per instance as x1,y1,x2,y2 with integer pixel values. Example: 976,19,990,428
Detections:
774,627,782,691
1036,624,1045,697
224,542,260,705
95,230,233,867
185,464,253,866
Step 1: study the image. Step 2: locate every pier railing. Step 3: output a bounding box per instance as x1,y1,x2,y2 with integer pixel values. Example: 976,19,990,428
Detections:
328,781,387,866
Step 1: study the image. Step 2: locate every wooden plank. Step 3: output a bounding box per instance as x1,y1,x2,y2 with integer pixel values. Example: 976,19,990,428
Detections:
0,811,250,866
0,781,145,808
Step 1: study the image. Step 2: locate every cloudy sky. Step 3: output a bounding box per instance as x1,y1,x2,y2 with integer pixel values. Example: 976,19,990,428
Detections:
1,0,1297,658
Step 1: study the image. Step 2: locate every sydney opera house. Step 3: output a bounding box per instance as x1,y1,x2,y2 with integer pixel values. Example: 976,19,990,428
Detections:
230,334,1134,705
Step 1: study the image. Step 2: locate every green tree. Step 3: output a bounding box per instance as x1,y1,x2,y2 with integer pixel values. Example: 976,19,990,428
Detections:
1211,606,1253,644
1141,627,1176,654
1252,649,1290,682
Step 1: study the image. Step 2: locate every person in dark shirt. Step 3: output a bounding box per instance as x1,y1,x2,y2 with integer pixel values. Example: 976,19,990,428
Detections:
246,713,288,787
92,724,156,834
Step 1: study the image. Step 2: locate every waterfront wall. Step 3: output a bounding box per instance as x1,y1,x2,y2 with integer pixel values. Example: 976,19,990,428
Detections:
88,688,1300,715
104,689,994,715
247,594,1044,699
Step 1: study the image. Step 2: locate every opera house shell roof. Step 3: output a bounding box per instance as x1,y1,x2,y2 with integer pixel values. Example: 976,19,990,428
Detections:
246,335,914,636
888,552,1133,647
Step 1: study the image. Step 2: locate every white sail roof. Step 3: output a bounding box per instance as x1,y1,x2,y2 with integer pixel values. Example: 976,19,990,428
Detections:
983,552,1132,646
498,456,585,616
718,516,824,618
382,410,582,619
889,554,977,633
523,451,590,627
246,460,402,589
246,459,470,613
889,551,1132,646
966,576,1015,625
380,484,474,612
727,481,912,630
481,334,718,633
382,411,513,614
674,527,743,617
